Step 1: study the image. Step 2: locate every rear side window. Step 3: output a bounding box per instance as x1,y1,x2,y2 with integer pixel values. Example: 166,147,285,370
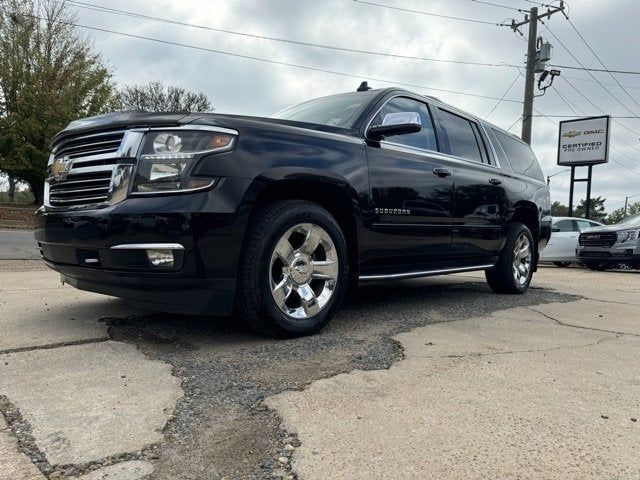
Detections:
436,109,486,163
492,129,544,181
372,97,437,151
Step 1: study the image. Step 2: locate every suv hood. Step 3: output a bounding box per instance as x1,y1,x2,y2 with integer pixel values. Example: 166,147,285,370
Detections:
582,224,632,233
52,111,358,146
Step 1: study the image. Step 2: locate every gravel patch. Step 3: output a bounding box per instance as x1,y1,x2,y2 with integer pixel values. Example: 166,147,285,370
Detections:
105,277,578,479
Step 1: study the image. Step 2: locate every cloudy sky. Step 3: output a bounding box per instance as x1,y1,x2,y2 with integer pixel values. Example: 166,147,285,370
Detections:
66,0,640,212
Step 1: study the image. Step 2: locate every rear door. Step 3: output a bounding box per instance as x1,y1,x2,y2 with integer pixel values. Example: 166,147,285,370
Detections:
364,96,454,269
433,107,506,257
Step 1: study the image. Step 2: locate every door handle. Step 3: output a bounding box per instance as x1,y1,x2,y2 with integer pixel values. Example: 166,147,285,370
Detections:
488,178,503,185
433,167,452,178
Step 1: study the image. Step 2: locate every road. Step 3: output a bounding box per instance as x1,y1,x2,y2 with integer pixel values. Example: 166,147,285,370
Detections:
0,262,638,479
0,230,39,260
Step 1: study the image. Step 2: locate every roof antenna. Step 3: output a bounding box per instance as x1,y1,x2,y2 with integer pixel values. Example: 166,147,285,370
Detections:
357,81,372,92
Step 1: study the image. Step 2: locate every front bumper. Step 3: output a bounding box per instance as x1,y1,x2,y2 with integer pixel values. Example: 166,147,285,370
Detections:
35,178,252,315
577,243,640,265
53,262,236,315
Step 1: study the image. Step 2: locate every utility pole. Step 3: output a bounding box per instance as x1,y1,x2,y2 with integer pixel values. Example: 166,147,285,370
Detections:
510,2,566,144
521,7,537,145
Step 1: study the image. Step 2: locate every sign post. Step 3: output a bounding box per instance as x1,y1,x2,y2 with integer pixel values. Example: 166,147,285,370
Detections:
557,115,610,219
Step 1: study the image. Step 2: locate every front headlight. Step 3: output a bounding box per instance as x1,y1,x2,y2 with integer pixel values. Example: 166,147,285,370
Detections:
617,230,639,243
132,129,236,193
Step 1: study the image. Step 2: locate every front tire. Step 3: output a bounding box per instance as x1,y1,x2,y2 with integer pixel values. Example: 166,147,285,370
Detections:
486,223,534,294
237,200,348,337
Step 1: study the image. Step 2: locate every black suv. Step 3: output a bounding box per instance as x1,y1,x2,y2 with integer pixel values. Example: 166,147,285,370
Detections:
35,87,551,336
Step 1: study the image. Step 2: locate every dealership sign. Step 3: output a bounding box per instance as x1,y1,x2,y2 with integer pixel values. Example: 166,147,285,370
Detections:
557,115,610,166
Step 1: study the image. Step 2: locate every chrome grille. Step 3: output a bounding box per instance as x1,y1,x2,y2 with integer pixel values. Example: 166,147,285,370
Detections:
49,171,113,207
579,232,617,248
47,130,126,209
55,130,124,159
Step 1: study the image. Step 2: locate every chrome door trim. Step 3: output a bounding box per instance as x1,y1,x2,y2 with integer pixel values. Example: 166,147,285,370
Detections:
358,263,495,281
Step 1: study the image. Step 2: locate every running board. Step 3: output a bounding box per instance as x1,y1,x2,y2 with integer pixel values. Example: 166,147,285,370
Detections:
358,264,495,282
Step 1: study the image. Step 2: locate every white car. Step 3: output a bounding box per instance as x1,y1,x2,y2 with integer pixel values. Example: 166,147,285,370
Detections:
541,217,604,267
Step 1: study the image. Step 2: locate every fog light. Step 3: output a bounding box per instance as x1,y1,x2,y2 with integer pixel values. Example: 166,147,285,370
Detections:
146,249,175,268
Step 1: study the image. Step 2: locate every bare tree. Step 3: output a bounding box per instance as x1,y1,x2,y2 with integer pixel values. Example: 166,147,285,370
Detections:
117,81,213,112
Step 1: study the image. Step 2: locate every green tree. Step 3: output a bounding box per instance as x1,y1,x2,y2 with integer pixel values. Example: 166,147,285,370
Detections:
574,196,607,221
551,201,569,217
0,0,116,204
605,201,640,224
117,81,213,112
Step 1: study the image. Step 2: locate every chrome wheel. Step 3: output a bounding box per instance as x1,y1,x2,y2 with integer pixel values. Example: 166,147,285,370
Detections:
269,223,339,319
512,233,532,286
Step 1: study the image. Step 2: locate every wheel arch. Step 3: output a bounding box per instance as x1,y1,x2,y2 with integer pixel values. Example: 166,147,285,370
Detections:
239,172,362,283
511,201,541,270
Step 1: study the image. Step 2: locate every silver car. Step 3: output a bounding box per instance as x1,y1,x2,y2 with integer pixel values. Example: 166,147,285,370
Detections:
577,213,640,271
541,217,603,267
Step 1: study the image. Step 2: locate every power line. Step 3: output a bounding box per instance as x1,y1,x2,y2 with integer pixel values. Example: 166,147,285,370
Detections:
65,0,640,79
507,116,521,132
352,0,501,25
543,23,640,118
20,13,523,104
467,0,522,11
562,74,640,92
564,16,640,112
61,0,520,69
550,84,584,116
560,76,640,137
550,64,640,76
485,71,521,118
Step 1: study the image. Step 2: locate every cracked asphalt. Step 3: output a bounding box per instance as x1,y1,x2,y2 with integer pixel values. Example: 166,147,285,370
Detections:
1,258,637,479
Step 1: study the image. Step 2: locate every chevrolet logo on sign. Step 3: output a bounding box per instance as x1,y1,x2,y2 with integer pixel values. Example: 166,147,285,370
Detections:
562,130,581,138
48,157,72,181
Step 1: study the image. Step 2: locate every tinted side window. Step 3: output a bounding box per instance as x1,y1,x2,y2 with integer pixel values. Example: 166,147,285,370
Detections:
437,109,484,163
555,220,574,232
492,129,544,181
486,127,512,170
372,97,437,151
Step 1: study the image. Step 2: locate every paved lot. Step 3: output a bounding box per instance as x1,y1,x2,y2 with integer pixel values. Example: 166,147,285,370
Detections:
0,260,637,479
0,230,39,260
268,269,640,479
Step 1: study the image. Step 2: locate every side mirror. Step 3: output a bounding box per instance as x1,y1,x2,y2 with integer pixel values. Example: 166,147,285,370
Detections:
368,112,421,140
551,226,560,233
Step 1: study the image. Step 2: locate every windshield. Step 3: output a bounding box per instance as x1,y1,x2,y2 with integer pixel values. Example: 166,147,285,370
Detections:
272,91,374,128
616,212,640,227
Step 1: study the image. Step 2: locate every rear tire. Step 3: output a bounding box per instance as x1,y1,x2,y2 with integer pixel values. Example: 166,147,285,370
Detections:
486,223,534,294
553,261,572,268
237,200,348,337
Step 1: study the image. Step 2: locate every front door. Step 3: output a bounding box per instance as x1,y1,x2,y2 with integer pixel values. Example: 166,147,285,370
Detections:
364,96,454,270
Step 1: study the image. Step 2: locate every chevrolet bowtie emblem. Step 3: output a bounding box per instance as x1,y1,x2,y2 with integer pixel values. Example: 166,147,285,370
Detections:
49,158,72,181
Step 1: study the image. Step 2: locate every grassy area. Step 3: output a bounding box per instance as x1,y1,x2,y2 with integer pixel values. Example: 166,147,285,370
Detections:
0,191,36,205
